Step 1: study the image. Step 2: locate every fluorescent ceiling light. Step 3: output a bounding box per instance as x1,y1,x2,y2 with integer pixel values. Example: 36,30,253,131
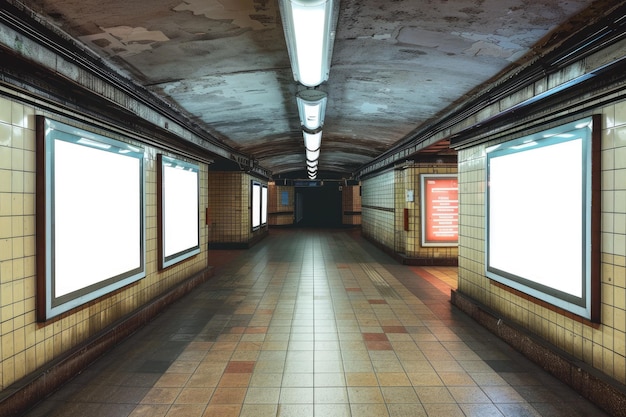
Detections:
303,130,322,151
306,148,320,161
297,89,327,130
279,0,339,87
306,159,318,168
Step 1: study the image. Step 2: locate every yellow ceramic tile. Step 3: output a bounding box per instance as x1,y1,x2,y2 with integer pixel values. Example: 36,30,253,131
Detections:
0,145,10,170
3,355,15,387
0,217,12,240
11,195,23,216
11,102,24,128
0,97,11,124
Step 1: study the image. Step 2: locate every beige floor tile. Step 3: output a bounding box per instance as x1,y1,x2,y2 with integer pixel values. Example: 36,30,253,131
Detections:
377,372,411,387
202,404,241,417
244,387,281,404
347,386,385,404
174,387,214,404
140,387,182,404
279,387,314,403
350,403,390,417
346,372,378,387
165,404,205,417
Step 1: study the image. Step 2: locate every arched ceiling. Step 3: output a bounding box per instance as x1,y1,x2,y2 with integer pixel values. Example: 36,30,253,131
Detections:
22,0,603,178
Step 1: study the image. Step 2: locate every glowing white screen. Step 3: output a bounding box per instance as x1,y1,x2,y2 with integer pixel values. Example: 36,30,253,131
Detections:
54,139,141,297
252,182,261,229
488,138,583,297
261,186,268,225
163,163,199,258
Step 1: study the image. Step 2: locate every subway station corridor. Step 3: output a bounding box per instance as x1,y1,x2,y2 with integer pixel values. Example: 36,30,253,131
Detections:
23,229,608,417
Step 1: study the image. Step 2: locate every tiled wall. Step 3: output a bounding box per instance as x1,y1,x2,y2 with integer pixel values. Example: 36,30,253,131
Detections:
342,185,361,225
457,99,626,384
0,95,209,390
362,171,395,249
362,166,458,262
397,164,458,260
268,183,294,226
207,171,267,243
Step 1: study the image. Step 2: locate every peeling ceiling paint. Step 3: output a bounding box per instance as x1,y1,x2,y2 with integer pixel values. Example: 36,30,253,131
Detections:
22,0,605,177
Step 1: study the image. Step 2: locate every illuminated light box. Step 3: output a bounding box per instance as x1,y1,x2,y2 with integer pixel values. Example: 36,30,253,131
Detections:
36,117,145,321
252,181,262,230
420,174,458,247
261,185,268,225
158,155,200,269
485,116,600,321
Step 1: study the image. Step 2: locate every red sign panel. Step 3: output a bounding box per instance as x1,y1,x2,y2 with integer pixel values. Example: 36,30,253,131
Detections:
422,176,458,246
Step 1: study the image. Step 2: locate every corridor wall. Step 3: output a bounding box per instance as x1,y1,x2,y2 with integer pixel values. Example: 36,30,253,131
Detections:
0,94,210,395
455,99,626,385
207,171,268,247
361,164,458,264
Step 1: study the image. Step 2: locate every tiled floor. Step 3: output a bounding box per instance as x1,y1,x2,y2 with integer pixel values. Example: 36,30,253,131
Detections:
24,229,609,417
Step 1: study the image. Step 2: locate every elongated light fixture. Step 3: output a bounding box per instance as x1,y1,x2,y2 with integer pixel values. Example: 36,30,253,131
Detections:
303,130,322,152
306,148,320,162
279,0,340,87
297,89,328,131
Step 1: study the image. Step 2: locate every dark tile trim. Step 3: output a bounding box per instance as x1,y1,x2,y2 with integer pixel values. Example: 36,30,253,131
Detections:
451,290,626,417
361,233,458,266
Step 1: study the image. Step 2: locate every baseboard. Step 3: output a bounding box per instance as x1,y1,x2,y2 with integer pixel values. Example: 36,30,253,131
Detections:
451,289,626,417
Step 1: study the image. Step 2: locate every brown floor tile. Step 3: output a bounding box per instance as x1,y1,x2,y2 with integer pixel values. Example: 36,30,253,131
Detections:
218,373,251,387
155,373,192,388
224,360,255,373
365,340,394,350
140,387,181,404
175,387,214,404
202,404,241,417
245,326,268,334
211,341,238,351
229,327,246,334
209,387,247,404
236,341,263,351
186,373,221,388
129,404,170,417
363,333,388,342
382,326,407,334
165,404,205,417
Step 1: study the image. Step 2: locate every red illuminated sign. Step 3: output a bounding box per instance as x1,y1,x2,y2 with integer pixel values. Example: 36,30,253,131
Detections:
421,175,458,246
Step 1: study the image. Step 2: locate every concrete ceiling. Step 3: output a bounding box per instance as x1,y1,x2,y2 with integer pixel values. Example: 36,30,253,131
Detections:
23,0,597,178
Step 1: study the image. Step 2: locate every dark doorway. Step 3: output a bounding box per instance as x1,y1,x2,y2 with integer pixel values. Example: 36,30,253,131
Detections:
295,183,342,228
